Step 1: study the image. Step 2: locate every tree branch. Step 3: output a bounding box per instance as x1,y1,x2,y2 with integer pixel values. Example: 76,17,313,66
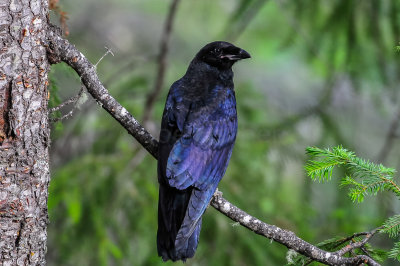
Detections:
48,47,112,123
48,86,84,114
142,0,180,123
46,30,380,266
212,191,379,266
46,29,158,158
335,227,381,257
48,85,85,122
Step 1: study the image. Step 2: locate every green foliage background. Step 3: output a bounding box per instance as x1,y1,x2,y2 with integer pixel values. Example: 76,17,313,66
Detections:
47,0,400,265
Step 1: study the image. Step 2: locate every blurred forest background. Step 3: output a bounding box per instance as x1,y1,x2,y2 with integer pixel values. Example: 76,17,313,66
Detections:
47,0,400,265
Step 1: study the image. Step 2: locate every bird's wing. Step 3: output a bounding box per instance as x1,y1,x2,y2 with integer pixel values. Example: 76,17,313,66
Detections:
173,146,233,253
163,88,237,251
165,89,237,190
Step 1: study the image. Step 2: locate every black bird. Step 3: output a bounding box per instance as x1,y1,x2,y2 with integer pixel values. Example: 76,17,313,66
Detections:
157,41,250,261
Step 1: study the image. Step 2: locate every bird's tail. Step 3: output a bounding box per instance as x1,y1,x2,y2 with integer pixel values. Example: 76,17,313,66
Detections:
157,184,202,262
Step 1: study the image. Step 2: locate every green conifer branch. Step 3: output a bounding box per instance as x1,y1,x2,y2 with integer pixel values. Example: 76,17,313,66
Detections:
305,146,400,201
380,215,400,238
305,146,400,263
388,241,400,261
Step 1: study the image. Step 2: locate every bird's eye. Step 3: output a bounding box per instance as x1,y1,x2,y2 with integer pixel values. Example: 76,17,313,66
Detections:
214,48,221,54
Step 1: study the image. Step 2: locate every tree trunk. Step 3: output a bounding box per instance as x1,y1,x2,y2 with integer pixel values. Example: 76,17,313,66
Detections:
0,0,50,265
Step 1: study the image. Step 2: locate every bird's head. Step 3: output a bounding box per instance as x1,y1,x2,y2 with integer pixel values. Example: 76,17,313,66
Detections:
195,41,251,70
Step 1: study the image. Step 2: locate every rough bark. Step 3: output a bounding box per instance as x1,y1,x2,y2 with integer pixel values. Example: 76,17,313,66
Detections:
0,0,50,265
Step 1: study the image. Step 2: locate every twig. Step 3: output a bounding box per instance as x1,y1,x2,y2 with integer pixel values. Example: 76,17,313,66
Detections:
48,86,84,113
49,47,112,122
142,0,180,123
47,30,380,266
360,246,373,259
335,227,381,256
94,47,114,68
49,85,85,122
47,29,159,158
332,230,375,251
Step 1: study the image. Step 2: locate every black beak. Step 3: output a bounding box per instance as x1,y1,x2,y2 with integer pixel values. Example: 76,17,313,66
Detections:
238,48,251,59
222,48,251,61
